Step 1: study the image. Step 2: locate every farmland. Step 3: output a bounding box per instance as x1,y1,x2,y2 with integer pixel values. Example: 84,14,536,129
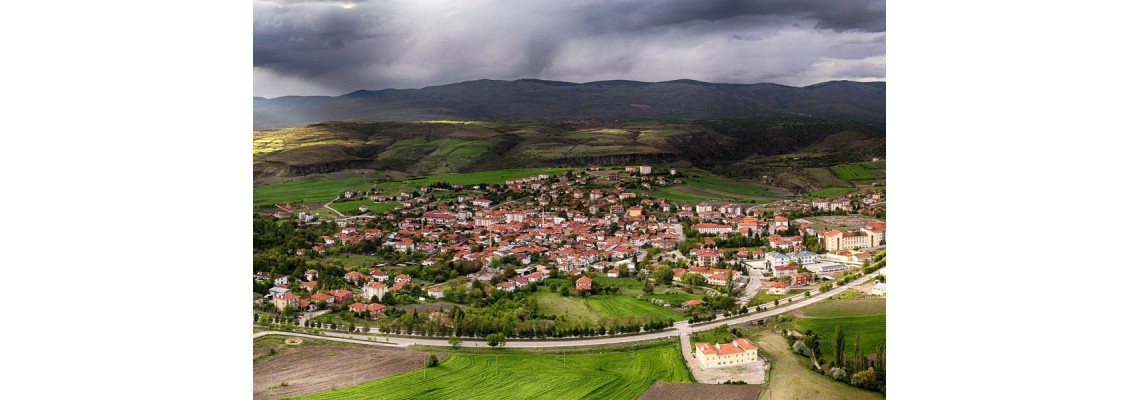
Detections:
829,162,886,183
293,340,693,400
637,382,764,400
254,335,442,400
808,187,859,198
799,298,885,318
254,174,380,207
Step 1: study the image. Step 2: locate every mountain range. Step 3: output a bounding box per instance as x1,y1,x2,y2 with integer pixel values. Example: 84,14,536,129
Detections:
254,79,885,130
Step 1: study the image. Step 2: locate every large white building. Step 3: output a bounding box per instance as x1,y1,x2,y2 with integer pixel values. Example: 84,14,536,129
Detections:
819,228,884,252
695,338,760,368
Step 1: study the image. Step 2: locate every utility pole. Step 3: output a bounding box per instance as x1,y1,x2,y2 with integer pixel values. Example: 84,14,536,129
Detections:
423,354,427,380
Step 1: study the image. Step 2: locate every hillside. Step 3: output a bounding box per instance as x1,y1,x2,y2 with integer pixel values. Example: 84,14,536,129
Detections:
253,79,885,130
253,118,884,184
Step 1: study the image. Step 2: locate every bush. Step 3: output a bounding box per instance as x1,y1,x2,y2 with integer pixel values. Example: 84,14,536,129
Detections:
850,368,877,389
829,367,848,381
792,340,809,356
428,354,440,367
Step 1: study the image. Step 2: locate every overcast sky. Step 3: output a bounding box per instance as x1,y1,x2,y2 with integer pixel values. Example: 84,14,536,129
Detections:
253,0,885,98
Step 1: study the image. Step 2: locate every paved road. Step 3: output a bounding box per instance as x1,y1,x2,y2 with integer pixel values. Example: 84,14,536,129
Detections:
256,269,884,349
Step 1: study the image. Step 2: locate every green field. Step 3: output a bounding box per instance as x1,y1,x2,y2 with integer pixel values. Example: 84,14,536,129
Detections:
254,168,571,208
805,168,851,188
808,187,859,198
792,314,886,364
254,175,380,207
799,299,885,318
829,162,885,183
586,295,684,321
329,200,400,215
643,293,704,307
535,292,684,323
683,170,771,197
294,341,693,400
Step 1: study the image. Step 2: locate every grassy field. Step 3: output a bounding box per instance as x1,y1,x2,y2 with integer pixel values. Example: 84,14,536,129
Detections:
829,162,885,183
293,341,693,400
535,292,597,322
799,299,885,318
792,314,886,364
586,295,684,321
644,293,704,307
683,170,771,197
808,187,859,198
254,175,380,207
328,200,400,215
805,168,851,188
534,292,684,323
753,330,884,400
254,168,571,208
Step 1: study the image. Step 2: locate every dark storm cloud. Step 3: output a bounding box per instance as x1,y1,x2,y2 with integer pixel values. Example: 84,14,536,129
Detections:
253,0,886,98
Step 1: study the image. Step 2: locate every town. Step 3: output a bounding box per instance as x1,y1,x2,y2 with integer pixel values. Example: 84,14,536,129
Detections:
254,165,887,397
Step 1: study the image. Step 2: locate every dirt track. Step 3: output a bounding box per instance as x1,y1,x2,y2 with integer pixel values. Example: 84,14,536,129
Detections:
254,339,445,400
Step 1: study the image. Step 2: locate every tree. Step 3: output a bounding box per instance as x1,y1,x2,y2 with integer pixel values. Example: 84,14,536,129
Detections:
486,333,506,347
370,295,381,304
651,266,674,285
448,335,463,349
642,282,655,294
428,354,440,367
834,325,846,367
681,273,706,290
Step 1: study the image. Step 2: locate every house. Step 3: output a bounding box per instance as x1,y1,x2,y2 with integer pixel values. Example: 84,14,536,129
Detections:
370,271,389,282
872,282,887,296
344,271,364,284
639,165,652,175
607,269,620,278
300,281,318,292
273,293,300,311
472,198,493,207
708,271,731,286
690,247,722,267
791,273,810,286
363,282,388,301
526,272,545,283
427,287,445,299
773,264,798,278
767,281,790,294
330,289,353,304
789,251,818,264
254,271,272,282
367,303,386,318
310,293,334,304
575,276,593,291
304,269,319,281
394,274,412,284
694,338,759,368
765,252,791,267
273,274,290,286
495,282,516,292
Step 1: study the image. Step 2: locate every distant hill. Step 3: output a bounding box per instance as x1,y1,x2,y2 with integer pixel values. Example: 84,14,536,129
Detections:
253,118,884,183
253,79,885,130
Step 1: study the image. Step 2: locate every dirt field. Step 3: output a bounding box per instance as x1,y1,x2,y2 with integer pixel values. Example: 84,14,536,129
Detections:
638,382,764,400
253,336,446,400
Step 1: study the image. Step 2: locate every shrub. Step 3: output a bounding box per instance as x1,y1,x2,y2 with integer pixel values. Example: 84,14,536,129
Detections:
792,340,809,356
829,367,848,381
428,354,440,367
